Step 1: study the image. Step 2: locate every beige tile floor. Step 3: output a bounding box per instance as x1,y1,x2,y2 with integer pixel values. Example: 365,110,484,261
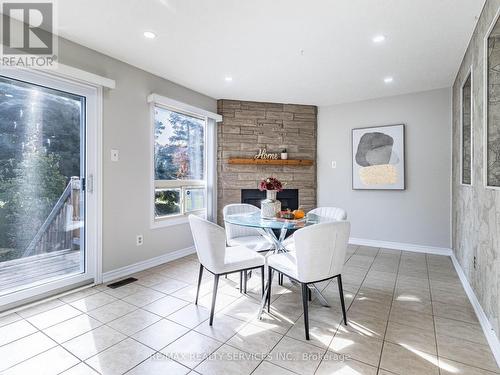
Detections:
0,246,499,375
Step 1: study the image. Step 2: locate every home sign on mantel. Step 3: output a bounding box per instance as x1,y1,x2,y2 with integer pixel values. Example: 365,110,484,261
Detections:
254,148,279,160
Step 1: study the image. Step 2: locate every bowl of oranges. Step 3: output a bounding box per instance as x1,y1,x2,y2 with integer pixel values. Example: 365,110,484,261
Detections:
278,208,305,220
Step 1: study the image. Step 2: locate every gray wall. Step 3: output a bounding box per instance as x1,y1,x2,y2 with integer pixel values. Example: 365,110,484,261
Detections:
57,38,217,273
317,88,452,248
452,0,500,338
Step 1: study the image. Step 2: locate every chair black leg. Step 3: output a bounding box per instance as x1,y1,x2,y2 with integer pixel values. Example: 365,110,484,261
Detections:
267,267,273,313
243,271,248,294
301,283,310,340
278,273,283,286
261,266,265,297
308,286,312,301
239,272,242,293
209,274,220,326
338,275,347,325
195,264,204,305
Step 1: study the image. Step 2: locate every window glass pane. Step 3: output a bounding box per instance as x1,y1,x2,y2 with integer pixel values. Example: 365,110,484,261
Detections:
154,106,205,181
155,189,180,217
185,188,205,212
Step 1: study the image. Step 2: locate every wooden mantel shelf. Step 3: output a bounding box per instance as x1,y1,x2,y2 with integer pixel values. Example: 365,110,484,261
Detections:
228,158,313,166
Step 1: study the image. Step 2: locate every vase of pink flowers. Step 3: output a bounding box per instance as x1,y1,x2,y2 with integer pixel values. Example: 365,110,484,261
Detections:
259,177,283,218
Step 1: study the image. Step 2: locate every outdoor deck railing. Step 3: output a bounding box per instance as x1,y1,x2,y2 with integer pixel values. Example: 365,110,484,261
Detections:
23,177,82,257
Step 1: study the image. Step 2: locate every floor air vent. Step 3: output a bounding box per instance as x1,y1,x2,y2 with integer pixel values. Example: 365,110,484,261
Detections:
107,277,138,289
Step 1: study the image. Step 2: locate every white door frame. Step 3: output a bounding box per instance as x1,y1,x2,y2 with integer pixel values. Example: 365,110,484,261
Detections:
0,68,103,309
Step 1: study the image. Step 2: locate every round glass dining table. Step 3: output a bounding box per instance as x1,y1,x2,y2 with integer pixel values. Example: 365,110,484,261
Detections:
224,212,325,252
223,211,332,317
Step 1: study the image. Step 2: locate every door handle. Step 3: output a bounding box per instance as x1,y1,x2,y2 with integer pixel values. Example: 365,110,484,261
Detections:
87,174,94,194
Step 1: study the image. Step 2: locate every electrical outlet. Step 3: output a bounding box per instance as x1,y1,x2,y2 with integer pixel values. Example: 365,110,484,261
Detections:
136,235,144,246
111,149,119,162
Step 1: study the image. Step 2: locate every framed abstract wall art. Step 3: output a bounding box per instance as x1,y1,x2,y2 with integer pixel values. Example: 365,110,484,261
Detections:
352,124,405,190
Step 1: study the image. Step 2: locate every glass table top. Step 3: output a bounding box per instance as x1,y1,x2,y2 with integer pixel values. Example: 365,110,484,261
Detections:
224,211,330,230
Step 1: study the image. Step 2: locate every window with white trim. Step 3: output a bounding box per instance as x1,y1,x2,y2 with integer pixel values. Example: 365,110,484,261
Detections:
153,105,206,221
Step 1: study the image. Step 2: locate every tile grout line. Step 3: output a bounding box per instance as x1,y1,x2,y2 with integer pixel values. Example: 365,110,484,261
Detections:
1,318,93,374
125,272,289,374
81,298,214,373
4,289,240,374
0,318,71,373
375,247,402,374
244,269,304,374
118,287,241,373
426,253,441,375
1,278,217,373
312,245,381,374
194,288,301,374
1,287,138,348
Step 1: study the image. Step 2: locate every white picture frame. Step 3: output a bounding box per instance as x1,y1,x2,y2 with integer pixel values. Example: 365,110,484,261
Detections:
352,124,405,190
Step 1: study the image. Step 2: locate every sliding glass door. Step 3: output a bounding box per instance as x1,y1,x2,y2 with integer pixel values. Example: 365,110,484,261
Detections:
0,70,98,308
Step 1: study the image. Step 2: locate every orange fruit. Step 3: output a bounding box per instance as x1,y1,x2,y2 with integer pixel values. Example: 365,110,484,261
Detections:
293,209,305,219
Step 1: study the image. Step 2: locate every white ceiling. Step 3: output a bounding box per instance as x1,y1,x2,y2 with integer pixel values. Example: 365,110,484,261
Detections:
57,0,485,106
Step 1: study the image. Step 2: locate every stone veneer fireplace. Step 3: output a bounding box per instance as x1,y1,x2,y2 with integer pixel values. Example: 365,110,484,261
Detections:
217,99,317,224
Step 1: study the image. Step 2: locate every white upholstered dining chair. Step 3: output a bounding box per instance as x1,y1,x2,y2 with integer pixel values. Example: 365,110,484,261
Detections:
266,221,351,340
223,204,271,251
308,206,347,221
189,215,265,325
283,206,347,252
223,203,272,292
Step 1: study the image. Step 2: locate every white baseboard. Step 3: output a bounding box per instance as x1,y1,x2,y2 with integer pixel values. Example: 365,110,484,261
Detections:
450,253,500,367
349,237,453,256
102,246,195,284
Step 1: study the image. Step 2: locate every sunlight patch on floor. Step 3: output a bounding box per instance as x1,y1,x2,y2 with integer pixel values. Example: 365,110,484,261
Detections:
394,295,421,302
400,343,458,373
337,320,377,337
330,337,354,351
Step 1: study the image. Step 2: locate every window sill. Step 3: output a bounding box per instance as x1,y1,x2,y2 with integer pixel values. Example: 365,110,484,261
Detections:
151,211,206,229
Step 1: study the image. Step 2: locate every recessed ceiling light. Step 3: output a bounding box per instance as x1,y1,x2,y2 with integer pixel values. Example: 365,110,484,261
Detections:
143,31,156,39
225,76,233,82
384,76,394,84
373,35,386,43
